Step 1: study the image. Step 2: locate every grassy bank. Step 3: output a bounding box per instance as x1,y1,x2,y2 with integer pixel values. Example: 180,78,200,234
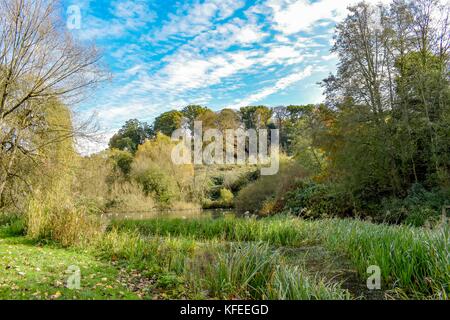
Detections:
0,227,142,300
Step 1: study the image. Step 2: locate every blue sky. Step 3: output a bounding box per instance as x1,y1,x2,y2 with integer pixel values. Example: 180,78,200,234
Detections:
62,0,385,152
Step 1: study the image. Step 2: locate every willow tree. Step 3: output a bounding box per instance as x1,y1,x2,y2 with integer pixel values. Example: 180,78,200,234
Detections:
0,0,102,207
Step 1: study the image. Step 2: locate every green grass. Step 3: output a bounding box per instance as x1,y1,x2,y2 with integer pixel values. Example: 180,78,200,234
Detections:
189,242,350,300
112,216,321,246
2,214,447,300
88,227,350,300
113,216,449,299
0,232,142,300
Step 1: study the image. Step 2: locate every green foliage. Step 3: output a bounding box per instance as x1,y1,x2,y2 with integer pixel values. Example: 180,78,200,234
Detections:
131,134,195,205
197,242,279,299
0,218,26,237
203,188,235,209
181,105,210,131
110,149,134,177
381,184,450,226
283,181,352,219
108,119,154,154
239,106,273,130
228,169,260,194
134,167,175,204
114,216,321,247
190,242,349,300
317,1,450,216
268,265,351,300
219,188,234,204
153,110,183,136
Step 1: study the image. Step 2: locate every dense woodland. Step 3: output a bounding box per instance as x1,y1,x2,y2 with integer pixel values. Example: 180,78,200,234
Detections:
0,0,448,300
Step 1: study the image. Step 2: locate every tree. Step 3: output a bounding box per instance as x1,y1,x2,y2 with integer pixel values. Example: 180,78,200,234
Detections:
216,108,241,131
181,105,210,132
239,106,273,130
320,0,450,204
153,110,183,136
132,134,194,204
109,119,154,154
0,0,102,205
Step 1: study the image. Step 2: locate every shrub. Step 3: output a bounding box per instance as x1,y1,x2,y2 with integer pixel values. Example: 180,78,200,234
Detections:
228,169,260,194
132,134,195,204
381,184,450,226
0,217,26,237
235,160,305,215
134,167,176,205
110,149,134,177
26,188,103,247
283,181,352,219
202,188,234,209
219,188,234,205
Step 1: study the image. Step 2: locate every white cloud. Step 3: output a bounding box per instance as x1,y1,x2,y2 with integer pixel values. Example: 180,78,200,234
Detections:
75,131,115,156
236,66,314,107
322,52,338,61
77,0,378,155
75,0,156,40
147,0,246,42
111,0,157,28
266,0,391,35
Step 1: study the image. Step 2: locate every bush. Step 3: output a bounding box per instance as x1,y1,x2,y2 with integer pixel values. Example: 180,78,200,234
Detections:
381,184,450,226
26,189,103,247
0,217,26,237
110,149,134,177
202,188,235,209
132,134,195,204
283,181,352,219
134,167,176,205
235,160,305,215
228,169,260,194
219,188,234,205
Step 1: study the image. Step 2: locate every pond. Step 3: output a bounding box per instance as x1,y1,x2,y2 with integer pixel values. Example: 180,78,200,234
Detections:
102,209,237,221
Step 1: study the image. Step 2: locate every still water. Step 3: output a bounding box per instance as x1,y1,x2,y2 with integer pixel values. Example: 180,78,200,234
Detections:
103,209,236,221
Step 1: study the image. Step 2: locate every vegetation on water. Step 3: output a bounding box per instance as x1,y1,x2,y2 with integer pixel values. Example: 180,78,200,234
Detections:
113,216,449,299
0,0,448,301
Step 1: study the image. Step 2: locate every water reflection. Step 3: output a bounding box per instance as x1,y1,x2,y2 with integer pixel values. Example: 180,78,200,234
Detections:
103,209,236,221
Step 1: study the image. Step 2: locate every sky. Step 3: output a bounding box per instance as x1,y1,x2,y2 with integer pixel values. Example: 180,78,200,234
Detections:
62,0,386,153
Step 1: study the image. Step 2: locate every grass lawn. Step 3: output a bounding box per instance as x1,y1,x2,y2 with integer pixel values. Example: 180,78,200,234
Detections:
0,233,145,300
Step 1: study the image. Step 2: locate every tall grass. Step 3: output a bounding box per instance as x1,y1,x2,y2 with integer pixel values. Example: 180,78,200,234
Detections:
96,229,199,274
26,189,103,247
189,242,350,300
113,217,321,246
88,227,349,300
319,219,449,298
269,265,351,300
114,216,449,298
